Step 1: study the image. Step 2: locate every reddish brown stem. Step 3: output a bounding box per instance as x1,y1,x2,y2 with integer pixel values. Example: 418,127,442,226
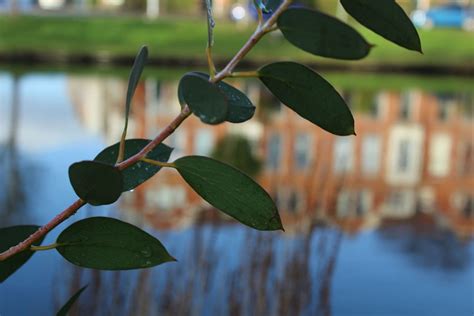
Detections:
0,199,86,261
0,106,191,262
117,105,191,171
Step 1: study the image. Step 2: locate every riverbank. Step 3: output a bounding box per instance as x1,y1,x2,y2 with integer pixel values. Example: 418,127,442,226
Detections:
1,15,473,75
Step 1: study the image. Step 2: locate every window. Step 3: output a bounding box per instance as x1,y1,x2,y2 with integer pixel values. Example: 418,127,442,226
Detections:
386,126,424,185
384,190,416,218
337,190,372,218
436,93,456,122
288,191,299,213
333,138,354,173
267,133,282,170
397,139,410,173
294,133,312,170
361,134,381,176
355,190,372,217
428,133,452,177
337,190,352,218
375,93,388,120
147,186,187,210
369,95,381,118
194,129,214,156
399,92,413,121
168,128,187,160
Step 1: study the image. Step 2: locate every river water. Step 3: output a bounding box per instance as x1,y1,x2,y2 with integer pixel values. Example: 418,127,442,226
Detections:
0,70,473,316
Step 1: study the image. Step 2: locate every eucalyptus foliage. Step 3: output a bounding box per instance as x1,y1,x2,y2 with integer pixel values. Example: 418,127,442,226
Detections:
0,0,421,307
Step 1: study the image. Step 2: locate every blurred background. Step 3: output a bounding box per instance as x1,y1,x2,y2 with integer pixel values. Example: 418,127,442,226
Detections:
0,0,473,315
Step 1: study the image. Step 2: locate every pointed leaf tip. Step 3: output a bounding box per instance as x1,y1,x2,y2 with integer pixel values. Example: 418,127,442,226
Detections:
121,46,149,144
341,0,422,53
126,46,148,109
175,156,283,231
258,62,355,136
56,285,88,316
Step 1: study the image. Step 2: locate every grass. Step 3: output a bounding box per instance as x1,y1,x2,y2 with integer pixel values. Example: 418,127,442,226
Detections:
0,15,473,68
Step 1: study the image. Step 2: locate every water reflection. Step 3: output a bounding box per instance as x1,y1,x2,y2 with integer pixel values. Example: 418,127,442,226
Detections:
56,225,342,316
378,215,471,271
0,71,473,315
0,74,40,225
67,74,474,238
0,74,22,222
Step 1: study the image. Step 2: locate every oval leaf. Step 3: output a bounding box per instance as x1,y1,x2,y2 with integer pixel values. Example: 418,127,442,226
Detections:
94,139,173,192
341,0,422,52
56,217,175,270
258,62,355,136
278,8,371,60
178,72,229,125
174,156,283,231
217,79,256,123
193,72,256,123
0,225,45,283
68,161,123,206
56,285,88,316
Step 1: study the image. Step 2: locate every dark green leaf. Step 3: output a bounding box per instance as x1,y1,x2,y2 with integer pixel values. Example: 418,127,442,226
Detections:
0,225,44,283
177,79,186,108
175,156,283,231
56,217,175,270
217,79,256,123
56,285,88,316
193,72,256,123
178,72,229,125
124,46,148,130
94,139,173,192
341,0,422,52
258,62,355,136
68,161,123,206
278,8,371,60
266,0,283,11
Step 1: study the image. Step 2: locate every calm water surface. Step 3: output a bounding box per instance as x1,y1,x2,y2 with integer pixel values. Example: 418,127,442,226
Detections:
0,70,473,316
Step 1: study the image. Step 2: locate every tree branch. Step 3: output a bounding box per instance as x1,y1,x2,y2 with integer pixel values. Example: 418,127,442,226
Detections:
0,0,293,262
214,0,293,81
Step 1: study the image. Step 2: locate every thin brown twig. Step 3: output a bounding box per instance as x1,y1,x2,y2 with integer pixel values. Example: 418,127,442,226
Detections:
214,0,293,81
0,0,293,262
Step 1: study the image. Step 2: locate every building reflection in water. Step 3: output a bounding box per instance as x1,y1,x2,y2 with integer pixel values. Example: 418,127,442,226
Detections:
68,75,474,237
59,75,474,315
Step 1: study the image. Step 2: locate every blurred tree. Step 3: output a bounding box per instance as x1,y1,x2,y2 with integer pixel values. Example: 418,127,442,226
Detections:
211,134,262,177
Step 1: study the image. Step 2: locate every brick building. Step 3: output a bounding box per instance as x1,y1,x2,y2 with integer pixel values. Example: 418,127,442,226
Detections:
69,76,474,236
